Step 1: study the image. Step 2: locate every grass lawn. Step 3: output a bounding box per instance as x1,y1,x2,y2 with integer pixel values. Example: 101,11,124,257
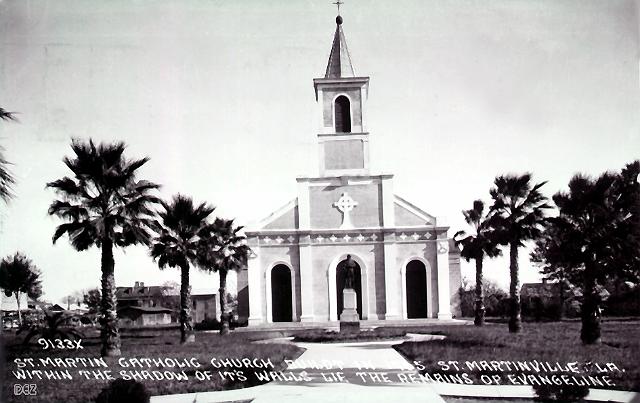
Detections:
1,329,303,403
394,318,640,392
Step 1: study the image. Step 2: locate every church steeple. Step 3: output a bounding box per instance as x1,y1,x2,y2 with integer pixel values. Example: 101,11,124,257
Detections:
325,16,356,78
313,14,370,177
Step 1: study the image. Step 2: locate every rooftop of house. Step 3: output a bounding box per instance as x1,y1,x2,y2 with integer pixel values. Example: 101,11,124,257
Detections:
115,283,166,299
521,281,573,294
116,282,216,299
117,306,173,314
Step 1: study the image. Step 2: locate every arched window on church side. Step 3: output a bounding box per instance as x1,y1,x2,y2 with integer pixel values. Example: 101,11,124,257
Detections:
334,95,351,133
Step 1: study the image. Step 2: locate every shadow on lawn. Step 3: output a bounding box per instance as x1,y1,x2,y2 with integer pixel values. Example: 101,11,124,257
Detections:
532,384,589,402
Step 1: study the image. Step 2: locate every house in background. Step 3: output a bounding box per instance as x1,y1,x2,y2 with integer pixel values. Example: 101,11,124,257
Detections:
115,282,218,325
191,288,220,323
117,306,173,327
521,280,583,319
116,282,167,309
1,292,29,328
49,303,66,312
1,291,28,312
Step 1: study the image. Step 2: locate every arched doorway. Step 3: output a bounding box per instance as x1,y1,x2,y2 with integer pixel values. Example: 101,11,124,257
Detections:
271,264,292,322
336,257,362,319
334,95,351,133
406,260,428,318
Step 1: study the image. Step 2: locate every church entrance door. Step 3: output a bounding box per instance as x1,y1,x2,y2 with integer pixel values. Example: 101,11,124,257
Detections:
406,260,428,318
271,264,293,322
336,257,362,319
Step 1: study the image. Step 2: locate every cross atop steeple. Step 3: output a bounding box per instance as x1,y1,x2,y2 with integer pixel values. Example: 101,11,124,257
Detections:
333,0,344,14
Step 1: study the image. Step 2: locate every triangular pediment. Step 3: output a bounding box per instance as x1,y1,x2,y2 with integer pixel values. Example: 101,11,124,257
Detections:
253,198,299,230
394,195,435,227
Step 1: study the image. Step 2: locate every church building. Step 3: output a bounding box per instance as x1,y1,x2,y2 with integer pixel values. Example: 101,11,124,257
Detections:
237,15,461,325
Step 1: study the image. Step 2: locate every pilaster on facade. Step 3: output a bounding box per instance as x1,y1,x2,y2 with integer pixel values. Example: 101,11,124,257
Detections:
383,241,401,320
247,252,264,325
436,229,452,320
298,235,315,322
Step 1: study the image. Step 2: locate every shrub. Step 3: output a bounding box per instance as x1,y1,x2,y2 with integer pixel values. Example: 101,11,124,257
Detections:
95,379,150,403
194,317,247,331
605,288,640,316
18,310,83,345
533,383,590,402
458,281,509,318
194,318,221,331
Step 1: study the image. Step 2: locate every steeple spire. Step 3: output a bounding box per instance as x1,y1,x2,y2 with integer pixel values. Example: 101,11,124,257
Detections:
325,15,355,78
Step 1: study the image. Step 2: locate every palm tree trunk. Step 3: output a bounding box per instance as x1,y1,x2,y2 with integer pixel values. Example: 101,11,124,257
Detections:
219,269,229,335
508,242,522,333
179,263,195,343
474,257,485,326
580,264,601,344
15,292,22,326
100,238,121,357
558,279,565,320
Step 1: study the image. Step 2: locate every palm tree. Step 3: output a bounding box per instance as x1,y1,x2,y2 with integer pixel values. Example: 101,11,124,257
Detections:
489,173,550,333
150,195,215,343
544,162,640,343
197,218,251,335
0,107,17,203
454,200,501,326
47,139,160,356
0,252,42,326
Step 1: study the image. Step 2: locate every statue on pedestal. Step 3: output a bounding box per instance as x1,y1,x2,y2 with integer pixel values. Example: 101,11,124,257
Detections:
344,254,357,290
340,254,360,333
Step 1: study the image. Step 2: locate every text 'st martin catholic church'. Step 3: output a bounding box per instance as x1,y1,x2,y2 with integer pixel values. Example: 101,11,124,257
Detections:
237,15,462,325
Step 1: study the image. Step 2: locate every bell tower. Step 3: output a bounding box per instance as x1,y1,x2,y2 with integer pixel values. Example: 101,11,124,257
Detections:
313,15,370,177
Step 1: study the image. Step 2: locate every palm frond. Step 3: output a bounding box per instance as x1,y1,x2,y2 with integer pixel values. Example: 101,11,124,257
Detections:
0,146,16,202
49,139,160,251
0,108,18,122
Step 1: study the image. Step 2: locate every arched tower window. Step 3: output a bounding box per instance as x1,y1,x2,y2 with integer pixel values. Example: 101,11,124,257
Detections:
334,95,351,133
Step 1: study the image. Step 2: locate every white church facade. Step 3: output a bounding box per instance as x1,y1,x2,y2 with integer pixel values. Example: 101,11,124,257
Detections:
237,15,461,325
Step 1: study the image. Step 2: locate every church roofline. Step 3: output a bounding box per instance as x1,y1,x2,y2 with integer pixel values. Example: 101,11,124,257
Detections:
394,195,437,224
248,198,298,231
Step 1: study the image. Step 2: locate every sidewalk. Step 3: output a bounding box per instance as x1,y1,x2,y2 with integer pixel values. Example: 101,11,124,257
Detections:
151,338,447,403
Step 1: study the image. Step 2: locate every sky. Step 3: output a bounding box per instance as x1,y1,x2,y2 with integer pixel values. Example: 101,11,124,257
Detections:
0,0,638,303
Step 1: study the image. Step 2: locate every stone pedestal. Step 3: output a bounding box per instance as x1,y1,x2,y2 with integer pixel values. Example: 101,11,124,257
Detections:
339,288,360,334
